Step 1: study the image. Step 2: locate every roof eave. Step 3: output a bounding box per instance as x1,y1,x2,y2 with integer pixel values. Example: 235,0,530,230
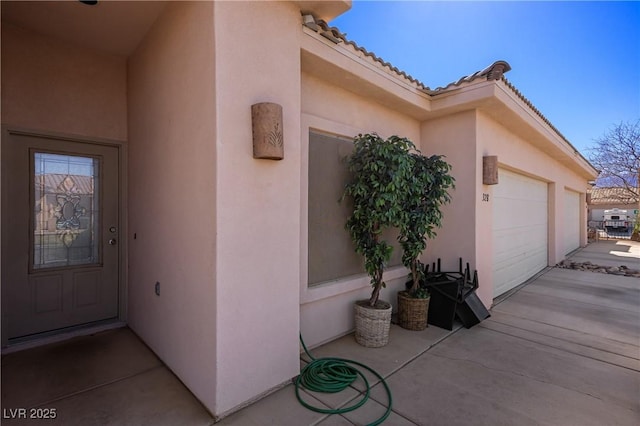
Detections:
301,26,433,120
292,0,352,22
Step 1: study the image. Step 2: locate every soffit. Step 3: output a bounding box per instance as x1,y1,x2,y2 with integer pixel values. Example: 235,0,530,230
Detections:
1,1,167,56
293,0,351,22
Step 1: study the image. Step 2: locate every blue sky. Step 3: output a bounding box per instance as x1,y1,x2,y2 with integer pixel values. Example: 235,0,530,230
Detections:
331,1,640,157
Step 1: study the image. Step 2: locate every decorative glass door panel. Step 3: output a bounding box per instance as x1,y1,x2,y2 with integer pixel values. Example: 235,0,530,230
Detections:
33,153,100,269
2,131,120,342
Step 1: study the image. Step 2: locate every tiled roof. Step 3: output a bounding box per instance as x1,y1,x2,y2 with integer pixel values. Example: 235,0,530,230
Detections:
304,17,512,94
302,15,587,160
431,61,511,92
588,187,639,205
304,17,432,90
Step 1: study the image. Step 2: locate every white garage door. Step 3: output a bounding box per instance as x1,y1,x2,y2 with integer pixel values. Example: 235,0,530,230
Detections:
564,190,581,254
492,169,548,297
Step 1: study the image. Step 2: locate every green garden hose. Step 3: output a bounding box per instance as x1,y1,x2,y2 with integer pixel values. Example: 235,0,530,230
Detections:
295,334,393,426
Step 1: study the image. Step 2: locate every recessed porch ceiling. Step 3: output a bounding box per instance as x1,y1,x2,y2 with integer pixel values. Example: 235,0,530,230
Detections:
1,1,167,56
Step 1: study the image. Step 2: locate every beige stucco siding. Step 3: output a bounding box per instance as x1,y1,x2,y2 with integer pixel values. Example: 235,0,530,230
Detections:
212,1,302,415
127,1,217,412
420,111,478,276
1,22,127,140
302,73,421,141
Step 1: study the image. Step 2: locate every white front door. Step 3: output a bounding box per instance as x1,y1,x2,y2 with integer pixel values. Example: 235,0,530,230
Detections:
2,130,120,342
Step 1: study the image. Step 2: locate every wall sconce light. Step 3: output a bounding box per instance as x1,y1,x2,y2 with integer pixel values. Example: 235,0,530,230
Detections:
252,102,284,160
483,155,498,185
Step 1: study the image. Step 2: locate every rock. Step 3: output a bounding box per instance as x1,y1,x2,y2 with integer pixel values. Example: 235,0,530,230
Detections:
555,261,639,279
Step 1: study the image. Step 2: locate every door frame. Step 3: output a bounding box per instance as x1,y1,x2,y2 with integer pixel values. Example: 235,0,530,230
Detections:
1,126,128,349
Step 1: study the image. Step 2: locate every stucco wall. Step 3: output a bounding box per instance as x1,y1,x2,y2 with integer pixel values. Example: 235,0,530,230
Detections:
300,72,419,348
127,1,217,412
302,73,421,141
212,1,302,416
420,111,478,275
476,110,589,266
1,22,127,140
422,110,590,306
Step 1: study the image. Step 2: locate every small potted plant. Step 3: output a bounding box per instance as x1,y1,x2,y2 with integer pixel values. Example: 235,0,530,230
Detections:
343,134,414,347
397,152,454,331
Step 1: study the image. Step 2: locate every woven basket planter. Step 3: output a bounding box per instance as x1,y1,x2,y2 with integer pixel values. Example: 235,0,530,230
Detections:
397,291,430,331
354,300,392,348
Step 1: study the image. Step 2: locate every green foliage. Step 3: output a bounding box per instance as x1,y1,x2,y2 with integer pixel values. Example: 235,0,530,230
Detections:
399,153,455,296
343,134,415,306
342,133,455,305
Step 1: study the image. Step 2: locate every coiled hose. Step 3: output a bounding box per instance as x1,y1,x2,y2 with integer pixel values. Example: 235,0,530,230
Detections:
295,334,393,425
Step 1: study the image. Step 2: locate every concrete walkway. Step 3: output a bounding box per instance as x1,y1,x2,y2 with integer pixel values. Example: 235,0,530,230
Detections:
2,241,639,425
219,241,639,425
567,239,640,269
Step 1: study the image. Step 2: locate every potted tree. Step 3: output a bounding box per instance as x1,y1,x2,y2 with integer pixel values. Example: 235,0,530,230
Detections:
397,152,454,331
343,134,414,347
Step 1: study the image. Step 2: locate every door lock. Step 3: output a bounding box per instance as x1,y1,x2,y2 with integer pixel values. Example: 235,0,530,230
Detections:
108,238,117,245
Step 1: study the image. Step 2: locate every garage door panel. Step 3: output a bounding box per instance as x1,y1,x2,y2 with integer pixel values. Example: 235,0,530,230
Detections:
492,169,548,297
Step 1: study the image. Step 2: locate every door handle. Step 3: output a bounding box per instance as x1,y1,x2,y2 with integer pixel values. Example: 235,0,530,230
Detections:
108,238,117,245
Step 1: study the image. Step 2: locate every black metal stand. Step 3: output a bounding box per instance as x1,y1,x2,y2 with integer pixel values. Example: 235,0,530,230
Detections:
423,258,490,330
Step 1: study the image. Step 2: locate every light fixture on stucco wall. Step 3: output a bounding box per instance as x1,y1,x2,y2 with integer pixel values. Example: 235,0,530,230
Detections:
251,102,284,160
483,156,499,185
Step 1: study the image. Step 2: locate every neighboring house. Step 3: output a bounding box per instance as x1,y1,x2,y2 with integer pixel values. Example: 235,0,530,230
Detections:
587,187,640,223
1,1,598,419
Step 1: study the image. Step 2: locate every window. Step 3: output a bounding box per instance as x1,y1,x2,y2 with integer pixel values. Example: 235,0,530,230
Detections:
32,152,100,269
307,131,401,286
